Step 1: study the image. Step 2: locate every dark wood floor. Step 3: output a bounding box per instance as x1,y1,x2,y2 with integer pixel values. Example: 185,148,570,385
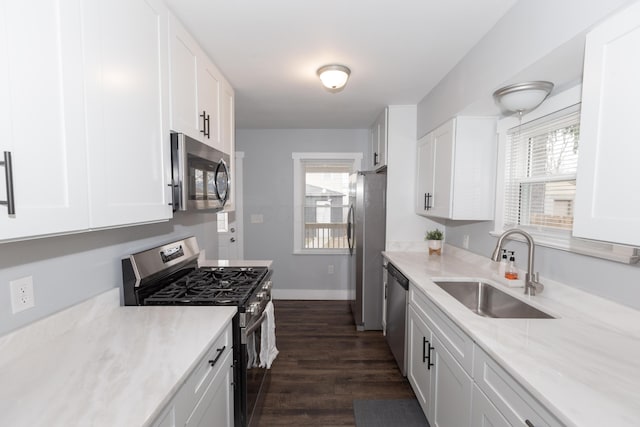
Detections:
254,300,415,426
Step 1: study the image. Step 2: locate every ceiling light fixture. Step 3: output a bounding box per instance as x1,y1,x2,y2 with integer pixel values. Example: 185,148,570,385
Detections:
317,64,351,92
493,81,554,116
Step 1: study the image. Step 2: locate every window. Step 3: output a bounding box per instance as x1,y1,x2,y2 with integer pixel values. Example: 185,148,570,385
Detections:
503,104,580,234
293,153,362,254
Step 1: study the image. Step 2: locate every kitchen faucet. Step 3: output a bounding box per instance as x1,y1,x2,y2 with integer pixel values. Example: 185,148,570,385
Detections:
491,229,544,296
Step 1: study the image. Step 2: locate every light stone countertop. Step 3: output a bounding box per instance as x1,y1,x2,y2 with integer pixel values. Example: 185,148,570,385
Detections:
0,288,236,427
383,245,640,427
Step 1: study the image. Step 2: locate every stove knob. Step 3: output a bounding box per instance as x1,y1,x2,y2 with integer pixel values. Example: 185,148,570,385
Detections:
262,281,273,291
256,291,267,300
247,302,260,315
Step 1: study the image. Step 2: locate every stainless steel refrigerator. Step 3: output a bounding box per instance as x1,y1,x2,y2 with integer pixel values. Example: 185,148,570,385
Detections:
348,171,386,331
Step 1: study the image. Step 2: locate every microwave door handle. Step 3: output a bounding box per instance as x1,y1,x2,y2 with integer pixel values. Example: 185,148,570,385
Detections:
176,135,187,211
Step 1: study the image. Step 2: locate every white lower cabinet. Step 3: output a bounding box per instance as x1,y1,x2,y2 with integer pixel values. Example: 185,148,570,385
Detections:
430,334,473,427
151,322,233,427
408,285,562,427
185,351,234,427
471,384,510,427
407,306,433,411
474,347,562,427
407,298,472,427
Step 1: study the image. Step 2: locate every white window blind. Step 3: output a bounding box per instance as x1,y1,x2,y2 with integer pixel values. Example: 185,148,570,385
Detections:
504,104,580,232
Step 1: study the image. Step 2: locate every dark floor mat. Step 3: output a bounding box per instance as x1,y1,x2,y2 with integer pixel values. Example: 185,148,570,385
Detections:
353,399,430,427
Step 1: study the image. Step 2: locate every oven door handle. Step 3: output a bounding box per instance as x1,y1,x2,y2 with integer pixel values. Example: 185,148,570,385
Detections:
243,311,268,342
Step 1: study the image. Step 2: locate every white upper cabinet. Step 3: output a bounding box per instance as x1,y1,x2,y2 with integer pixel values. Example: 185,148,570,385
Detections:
369,108,388,170
168,15,200,140
574,1,640,247
0,0,89,242
169,14,229,153
83,0,172,228
415,117,497,220
221,79,236,212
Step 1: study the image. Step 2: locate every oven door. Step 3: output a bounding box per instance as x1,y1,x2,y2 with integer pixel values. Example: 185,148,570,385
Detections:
242,312,269,427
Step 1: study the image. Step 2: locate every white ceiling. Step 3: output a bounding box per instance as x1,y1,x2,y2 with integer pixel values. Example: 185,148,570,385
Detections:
164,0,517,129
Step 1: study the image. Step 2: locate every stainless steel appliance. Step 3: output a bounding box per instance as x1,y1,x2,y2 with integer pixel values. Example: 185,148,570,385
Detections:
170,133,230,212
347,171,386,331
121,237,272,427
385,262,408,375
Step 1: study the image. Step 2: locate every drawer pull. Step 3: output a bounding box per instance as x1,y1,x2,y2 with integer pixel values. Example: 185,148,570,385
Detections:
525,420,535,427
208,345,226,367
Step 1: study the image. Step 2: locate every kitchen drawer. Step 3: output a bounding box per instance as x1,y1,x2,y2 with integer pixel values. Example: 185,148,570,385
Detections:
409,285,474,375
174,322,232,421
474,346,563,427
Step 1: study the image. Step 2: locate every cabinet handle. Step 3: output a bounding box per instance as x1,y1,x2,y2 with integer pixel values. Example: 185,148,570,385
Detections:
374,152,378,166
426,341,434,370
200,110,209,138
208,345,226,367
206,113,211,139
422,337,428,363
0,151,16,215
424,193,432,211
525,421,535,427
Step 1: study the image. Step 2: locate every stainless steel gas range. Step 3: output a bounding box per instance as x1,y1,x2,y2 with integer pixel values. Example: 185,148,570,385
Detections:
121,237,273,427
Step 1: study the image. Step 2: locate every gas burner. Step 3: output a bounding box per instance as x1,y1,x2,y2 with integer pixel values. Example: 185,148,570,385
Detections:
141,266,268,306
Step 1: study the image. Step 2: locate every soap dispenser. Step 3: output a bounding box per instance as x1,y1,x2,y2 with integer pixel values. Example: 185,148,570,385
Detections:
505,251,518,280
497,249,508,276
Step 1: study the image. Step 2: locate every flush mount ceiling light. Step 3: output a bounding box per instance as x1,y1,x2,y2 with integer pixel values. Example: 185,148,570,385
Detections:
317,64,351,92
493,81,554,115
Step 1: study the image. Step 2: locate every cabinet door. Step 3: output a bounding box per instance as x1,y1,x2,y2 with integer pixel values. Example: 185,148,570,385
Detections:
198,59,221,150
407,307,433,414
0,0,89,241
429,334,472,427
220,79,235,156
220,79,235,212
83,0,172,228
574,1,640,246
370,125,379,169
471,384,510,427
369,109,388,169
168,14,200,140
430,119,455,218
185,351,234,427
415,133,434,215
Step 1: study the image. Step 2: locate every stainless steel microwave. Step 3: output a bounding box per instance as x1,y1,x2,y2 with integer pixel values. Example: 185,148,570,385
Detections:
170,133,230,212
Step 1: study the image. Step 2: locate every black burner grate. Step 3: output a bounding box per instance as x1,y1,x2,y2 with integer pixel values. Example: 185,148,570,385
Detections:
142,266,267,306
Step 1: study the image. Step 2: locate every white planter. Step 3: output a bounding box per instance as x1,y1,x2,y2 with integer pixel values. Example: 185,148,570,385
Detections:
428,240,443,255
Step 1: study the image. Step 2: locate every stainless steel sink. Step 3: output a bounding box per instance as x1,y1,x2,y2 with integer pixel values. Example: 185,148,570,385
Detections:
433,280,554,319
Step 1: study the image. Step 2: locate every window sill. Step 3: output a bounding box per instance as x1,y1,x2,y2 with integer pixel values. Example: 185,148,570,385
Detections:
489,230,639,265
293,249,350,255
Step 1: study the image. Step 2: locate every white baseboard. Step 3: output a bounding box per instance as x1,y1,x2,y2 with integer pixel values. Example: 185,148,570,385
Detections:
272,289,354,300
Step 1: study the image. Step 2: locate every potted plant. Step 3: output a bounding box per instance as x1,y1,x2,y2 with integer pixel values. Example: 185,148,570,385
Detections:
425,228,444,255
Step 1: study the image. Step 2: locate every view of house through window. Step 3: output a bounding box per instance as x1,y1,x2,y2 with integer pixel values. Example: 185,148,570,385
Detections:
504,104,580,233
303,162,352,249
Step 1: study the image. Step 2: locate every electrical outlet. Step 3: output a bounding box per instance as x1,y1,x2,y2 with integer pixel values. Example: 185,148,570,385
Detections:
10,276,35,313
462,235,470,249
328,264,334,274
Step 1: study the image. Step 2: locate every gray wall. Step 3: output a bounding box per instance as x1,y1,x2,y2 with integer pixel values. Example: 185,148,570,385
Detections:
417,0,632,137
0,213,219,335
417,0,640,310
237,129,368,298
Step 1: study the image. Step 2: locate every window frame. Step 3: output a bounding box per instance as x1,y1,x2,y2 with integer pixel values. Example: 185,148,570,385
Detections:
292,152,362,255
493,85,638,264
